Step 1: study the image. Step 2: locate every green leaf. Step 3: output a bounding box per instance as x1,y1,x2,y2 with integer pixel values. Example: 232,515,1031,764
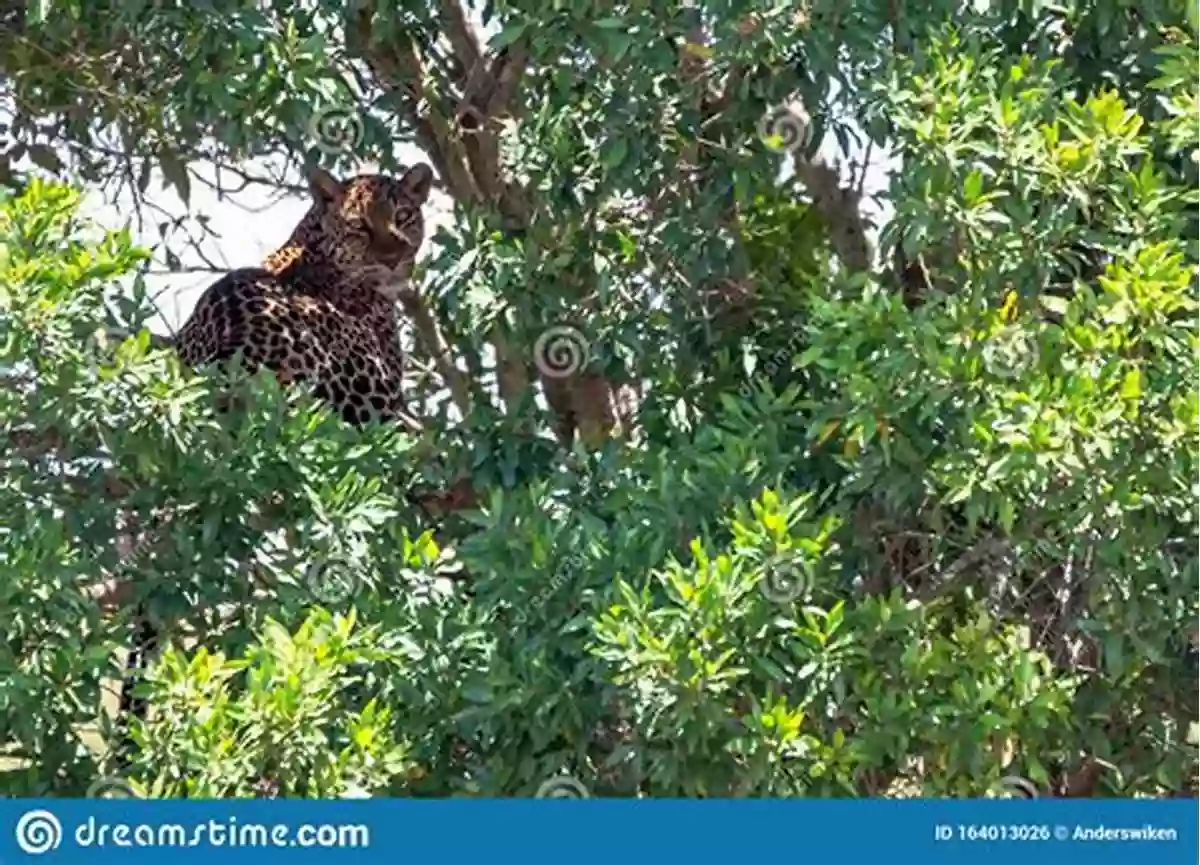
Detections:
963,169,983,202
1120,368,1142,400
492,21,527,49
602,137,629,172
796,345,823,367
602,30,634,62
27,145,63,174
461,680,494,704
1038,295,1069,316
159,152,191,205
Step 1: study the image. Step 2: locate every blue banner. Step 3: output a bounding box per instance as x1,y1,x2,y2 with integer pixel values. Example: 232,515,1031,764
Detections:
1,798,1195,864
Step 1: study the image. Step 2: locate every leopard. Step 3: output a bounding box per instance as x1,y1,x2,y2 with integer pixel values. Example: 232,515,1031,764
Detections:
116,163,435,761
173,162,434,426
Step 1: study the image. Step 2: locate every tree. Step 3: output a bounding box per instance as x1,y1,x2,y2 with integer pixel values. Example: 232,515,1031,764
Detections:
0,0,1196,797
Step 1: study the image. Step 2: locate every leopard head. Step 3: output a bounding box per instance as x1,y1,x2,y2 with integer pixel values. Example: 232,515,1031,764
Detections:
296,163,434,297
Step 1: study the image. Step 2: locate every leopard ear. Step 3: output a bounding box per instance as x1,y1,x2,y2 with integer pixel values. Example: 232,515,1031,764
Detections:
308,168,345,207
397,163,433,204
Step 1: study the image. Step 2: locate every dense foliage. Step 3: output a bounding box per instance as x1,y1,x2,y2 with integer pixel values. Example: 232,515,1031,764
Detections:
1,0,1196,797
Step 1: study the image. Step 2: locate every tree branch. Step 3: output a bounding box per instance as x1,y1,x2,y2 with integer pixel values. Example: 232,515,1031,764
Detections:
791,146,873,272
396,285,475,417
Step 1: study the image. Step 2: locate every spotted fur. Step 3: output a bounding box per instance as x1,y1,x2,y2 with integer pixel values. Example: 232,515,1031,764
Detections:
174,164,434,425
118,165,436,760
